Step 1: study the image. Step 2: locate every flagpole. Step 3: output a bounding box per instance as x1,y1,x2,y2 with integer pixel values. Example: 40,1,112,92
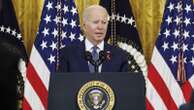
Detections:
176,0,186,84
56,0,62,71
110,0,117,46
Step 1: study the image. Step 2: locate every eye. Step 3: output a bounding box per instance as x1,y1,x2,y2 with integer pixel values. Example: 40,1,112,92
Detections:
102,21,107,24
93,20,99,24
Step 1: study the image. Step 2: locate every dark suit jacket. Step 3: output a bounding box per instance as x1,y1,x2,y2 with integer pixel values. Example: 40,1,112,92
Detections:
59,42,129,72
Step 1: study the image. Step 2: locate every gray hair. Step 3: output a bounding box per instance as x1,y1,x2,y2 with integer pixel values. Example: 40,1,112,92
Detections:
82,5,109,23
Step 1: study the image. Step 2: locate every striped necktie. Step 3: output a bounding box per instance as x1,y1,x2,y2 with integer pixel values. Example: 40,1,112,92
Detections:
89,46,99,72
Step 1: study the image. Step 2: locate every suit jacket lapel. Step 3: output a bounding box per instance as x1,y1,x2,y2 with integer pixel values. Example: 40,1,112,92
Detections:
76,42,89,72
101,43,112,72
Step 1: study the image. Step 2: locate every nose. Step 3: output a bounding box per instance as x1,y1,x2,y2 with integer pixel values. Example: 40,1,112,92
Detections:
97,22,104,30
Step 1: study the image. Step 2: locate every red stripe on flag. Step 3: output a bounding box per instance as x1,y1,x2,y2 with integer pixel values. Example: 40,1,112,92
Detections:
27,62,48,110
22,98,32,110
146,98,154,110
181,81,193,103
148,63,178,110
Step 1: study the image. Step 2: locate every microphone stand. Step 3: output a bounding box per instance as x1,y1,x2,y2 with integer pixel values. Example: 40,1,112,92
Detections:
85,51,107,73
94,63,98,72
94,51,106,72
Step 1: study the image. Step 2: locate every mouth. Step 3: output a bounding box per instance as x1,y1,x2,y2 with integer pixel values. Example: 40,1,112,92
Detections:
95,32,104,36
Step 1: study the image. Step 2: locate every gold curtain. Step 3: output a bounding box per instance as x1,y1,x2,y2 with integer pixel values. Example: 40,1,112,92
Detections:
12,0,171,63
12,0,44,55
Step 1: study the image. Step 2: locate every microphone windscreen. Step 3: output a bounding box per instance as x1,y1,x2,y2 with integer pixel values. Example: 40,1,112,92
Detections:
99,51,106,60
84,51,92,61
99,51,111,61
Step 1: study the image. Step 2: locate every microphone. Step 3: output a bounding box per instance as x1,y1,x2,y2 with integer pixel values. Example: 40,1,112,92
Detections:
84,51,98,72
96,51,106,66
99,51,106,61
84,51,92,61
84,50,111,72
98,50,111,64
84,51,95,65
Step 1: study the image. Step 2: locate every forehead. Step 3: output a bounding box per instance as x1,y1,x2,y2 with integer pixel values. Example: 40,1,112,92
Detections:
88,8,108,21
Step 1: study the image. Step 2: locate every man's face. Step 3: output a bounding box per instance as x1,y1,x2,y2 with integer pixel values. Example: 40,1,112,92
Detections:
83,9,108,45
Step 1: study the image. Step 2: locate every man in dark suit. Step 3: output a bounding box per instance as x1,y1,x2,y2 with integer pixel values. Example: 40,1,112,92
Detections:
59,5,129,72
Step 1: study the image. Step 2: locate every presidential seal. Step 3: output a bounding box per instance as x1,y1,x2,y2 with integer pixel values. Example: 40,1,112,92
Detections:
77,81,115,110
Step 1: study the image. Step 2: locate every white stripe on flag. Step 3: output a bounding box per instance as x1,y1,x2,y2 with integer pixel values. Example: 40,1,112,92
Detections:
151,47,185,106
146,78,167,110
30,45,50,90
24,79,45,110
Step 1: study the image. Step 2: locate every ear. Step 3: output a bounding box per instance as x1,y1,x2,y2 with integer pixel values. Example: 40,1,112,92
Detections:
82,23,86,31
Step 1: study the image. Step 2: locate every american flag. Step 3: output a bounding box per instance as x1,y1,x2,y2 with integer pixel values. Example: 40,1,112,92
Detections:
23,0,83,109
146,0,194,110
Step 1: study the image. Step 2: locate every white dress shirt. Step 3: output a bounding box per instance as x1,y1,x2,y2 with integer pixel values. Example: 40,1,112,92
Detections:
85,38,104,72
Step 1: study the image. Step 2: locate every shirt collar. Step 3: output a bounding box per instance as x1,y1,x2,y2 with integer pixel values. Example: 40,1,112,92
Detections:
85,38,104,52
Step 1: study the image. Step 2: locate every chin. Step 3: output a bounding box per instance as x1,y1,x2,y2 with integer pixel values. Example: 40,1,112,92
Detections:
96,38,104,42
